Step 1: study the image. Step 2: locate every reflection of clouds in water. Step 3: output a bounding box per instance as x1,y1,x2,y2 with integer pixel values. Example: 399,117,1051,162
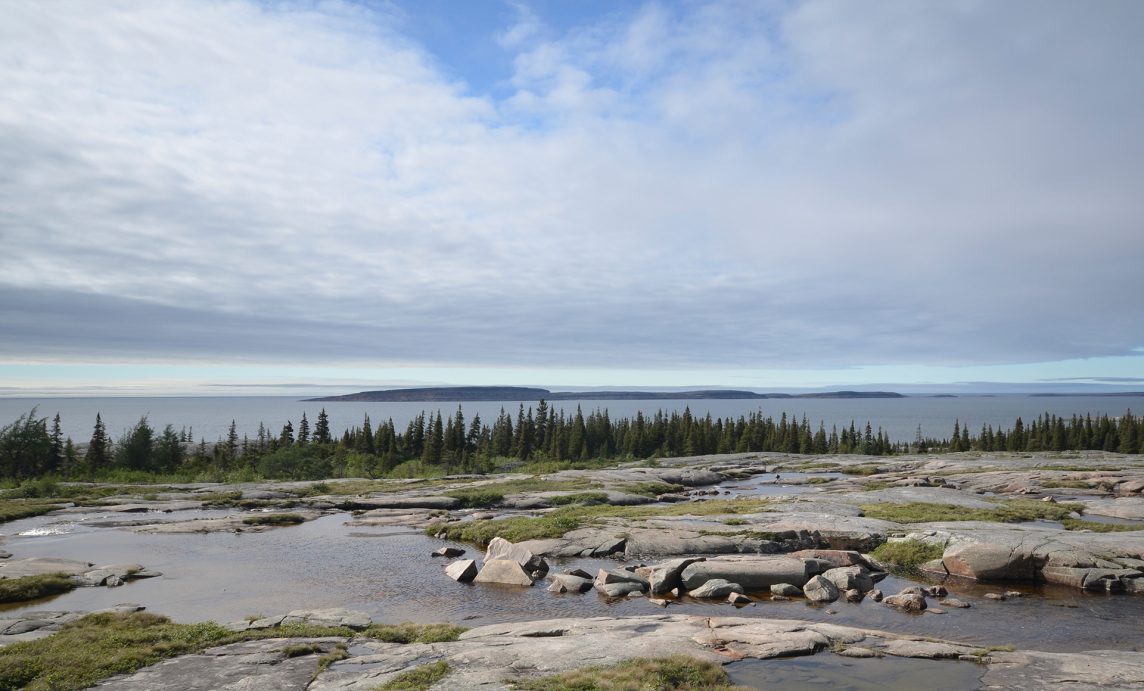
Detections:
18,524,73,536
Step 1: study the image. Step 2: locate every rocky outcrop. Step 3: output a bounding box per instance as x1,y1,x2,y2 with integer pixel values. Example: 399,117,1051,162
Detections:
918,524,1144,592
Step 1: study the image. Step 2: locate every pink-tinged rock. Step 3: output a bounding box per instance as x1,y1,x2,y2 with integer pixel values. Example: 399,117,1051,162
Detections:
942,544,1039,581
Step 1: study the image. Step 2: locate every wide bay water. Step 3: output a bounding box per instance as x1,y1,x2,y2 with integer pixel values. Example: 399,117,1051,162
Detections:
2,395,1142,445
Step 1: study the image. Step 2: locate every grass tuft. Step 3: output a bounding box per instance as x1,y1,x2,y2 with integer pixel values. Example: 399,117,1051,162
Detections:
363,622,467,644
860,499,1084,524
512,655,747,690
870,539,944,569
378,660,451,690
0,573,77,604
241,513,306,526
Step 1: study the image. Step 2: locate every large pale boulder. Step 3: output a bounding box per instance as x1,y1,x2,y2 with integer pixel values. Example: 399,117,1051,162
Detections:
802,575,839,603
820,566,874,593
484,537,549,577
474,559,534,586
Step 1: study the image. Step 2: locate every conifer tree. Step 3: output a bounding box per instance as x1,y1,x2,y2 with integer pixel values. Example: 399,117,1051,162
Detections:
315,409,331,445
86,413,110,471
298,413,310,446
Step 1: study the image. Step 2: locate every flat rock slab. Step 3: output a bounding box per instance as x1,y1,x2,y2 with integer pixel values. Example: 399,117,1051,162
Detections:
96,637,345,690
282,608,371,630
0,557,92,578
24,610,1141,690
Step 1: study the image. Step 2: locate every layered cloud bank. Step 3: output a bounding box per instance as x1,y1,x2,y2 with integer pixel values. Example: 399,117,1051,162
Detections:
1,0,1142,379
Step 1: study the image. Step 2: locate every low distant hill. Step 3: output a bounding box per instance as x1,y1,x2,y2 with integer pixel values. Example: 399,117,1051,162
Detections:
306,387,904,402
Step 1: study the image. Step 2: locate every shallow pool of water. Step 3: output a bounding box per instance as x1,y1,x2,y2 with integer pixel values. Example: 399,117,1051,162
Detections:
725,654,985,690
719,472,846,498
2,509,1142,653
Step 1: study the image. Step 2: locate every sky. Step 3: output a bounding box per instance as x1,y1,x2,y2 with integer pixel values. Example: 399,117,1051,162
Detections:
1,0,1143,396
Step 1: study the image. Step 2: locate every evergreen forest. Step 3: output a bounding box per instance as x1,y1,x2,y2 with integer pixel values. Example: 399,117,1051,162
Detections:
0,403,1141,483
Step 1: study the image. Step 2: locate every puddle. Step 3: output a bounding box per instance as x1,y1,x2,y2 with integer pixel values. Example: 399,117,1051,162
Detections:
720,473,846,498
725,654,985,690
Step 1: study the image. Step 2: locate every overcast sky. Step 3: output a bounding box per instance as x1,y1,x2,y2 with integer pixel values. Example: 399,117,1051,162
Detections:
2,0,1142,395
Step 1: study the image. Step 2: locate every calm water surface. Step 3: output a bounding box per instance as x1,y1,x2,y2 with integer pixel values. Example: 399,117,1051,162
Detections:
2,509,1142,653
3,395,1143,445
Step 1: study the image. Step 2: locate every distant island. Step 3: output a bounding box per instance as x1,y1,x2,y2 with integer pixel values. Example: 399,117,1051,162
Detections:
305,386,905,402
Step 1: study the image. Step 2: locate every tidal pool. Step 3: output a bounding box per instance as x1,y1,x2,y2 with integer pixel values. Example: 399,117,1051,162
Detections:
2,509,1142,653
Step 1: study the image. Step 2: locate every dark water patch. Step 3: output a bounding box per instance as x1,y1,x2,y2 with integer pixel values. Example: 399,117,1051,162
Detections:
725,654,984,690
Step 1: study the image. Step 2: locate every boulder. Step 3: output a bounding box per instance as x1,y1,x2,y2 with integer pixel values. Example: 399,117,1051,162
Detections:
598,582,645,597
474,559,534,587
942,543,1039,581
484,537,549,577
940,598,970,608
802,575,839,603
444,559,478,583
433,547,466,558
548,574,593,594
884,591,927,612
820,566,874,593
688,579,743,599
844,589,864,603
727,592,752,606
645,558,706,595
770,583,802,597
680,556,811,590
594,568,648,590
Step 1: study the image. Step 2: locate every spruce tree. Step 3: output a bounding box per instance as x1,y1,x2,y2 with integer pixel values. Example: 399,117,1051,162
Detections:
315,409,331,445
86,413,110,471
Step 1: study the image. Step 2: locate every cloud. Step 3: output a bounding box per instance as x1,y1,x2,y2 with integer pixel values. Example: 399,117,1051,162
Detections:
1,0,1142,374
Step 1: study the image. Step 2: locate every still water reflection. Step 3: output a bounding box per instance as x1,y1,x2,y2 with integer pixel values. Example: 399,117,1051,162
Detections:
2,510,1141,653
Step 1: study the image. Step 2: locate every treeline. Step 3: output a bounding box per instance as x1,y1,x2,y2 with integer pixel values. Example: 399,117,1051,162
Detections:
0,404,1141,482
